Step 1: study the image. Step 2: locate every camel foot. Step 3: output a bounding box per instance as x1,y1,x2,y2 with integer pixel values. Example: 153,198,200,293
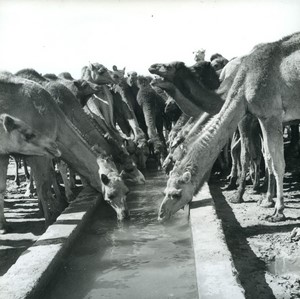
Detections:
265,213,286,222
37,209,44,218
0,223,12,234
223,182,238,191
229,195,244,204
24,190,35,198
290,227,300,242
252,184,260,193
66,193,76,203
258,199,275,208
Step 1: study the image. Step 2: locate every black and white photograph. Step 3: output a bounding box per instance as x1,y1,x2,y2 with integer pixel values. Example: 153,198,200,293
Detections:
0,0,300,298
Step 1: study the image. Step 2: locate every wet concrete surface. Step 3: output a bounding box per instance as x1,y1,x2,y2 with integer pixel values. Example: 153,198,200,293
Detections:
42,171,198,299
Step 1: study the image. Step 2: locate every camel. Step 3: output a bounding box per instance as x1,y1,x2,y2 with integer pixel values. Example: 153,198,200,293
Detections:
135,75,168,166
52,72,102,106
0,73,65,232
210,53,229,77
193,49,206,62
83,96,147,181
150,58,263,203
81,64,149,169
17,68,144,190
156,32,300,221
81,63,116,130
6,71,130,225
108,67,147,142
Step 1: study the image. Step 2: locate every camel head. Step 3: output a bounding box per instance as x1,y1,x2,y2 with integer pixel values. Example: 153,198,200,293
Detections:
126,71,138,87
136,75,152,88
148,62,185,81
193,49,206,62
135,138,150,170
150,77,174,92
96,155,130,221
87,63,115,85
107,65,126,84
158,170,194,221
73,79,102,98
120,158,146,185
0,114,61,158
210,53,229,72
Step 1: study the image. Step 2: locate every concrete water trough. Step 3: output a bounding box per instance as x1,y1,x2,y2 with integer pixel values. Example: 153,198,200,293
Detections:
0,175,245,299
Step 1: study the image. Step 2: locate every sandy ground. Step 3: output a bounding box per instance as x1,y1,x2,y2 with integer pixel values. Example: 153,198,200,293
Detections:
210,153,300,299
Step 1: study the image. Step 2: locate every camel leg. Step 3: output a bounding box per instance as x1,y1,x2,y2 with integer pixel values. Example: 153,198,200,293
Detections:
69,168,76,189
0,155,10,234
259,117,285,221
13,156,20,186
251,160,261,192
23,158,30,180
25,172,35,198
230,120,251,203
225,131,240,190
287,124,299,156
27,157,63,227
258,154,276,208
57,160,75,203
50,162,67,207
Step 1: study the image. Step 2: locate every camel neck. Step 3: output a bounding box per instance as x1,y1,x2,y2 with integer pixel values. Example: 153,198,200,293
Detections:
173,69,224,115
55,112,102,192
177,86,247,190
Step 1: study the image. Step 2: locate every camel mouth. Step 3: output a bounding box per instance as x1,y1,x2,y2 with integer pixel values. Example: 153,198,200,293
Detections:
148,65,159,75
157,208,171,222
45,145,61,158
116,208,131,221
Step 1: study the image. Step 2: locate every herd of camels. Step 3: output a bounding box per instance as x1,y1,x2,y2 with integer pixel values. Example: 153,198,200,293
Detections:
0,31,300,239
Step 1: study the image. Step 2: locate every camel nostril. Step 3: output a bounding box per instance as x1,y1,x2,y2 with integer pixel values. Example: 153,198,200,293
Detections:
158,208,165,221
124,210,131,220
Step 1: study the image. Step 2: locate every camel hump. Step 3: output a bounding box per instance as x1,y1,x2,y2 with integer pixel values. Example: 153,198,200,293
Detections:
58,72,74,80
15,68,47,84
0,72,27,95
44,73,58,80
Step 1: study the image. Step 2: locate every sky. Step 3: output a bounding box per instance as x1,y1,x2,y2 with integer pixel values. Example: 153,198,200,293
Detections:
0,0,300,78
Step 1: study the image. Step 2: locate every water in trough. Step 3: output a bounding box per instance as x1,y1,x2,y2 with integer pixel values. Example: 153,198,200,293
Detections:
43,171,198,299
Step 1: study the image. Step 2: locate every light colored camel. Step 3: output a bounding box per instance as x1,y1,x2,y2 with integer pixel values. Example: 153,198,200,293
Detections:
156,32,300,221
193,49,206,62
17,69,142,209
0,74,64,232
3,71,129,227
82,64,149,169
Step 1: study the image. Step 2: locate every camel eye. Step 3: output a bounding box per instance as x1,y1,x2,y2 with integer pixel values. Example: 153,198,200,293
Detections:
108,194,115,200
24,133,36,141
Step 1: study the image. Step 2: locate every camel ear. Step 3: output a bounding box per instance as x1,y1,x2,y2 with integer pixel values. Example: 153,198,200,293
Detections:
112,65,118,71
182,171,191,183
73,80,84,89
2,114,21,132
89,62,96,71
101,174,110,185
92,144,103,155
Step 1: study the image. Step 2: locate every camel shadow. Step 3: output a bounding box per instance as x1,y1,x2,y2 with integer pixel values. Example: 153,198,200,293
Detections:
209,183,276,299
